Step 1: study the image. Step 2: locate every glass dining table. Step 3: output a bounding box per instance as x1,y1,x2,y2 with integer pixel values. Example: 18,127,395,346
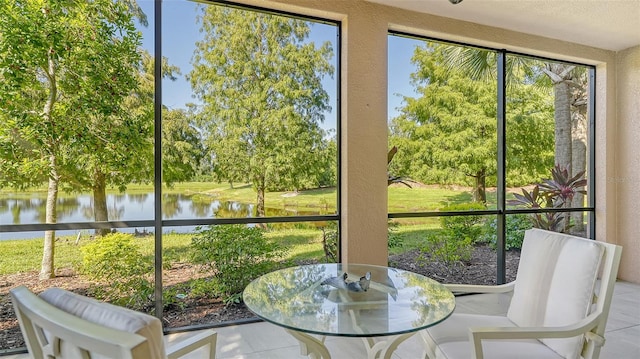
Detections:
243,263,455,359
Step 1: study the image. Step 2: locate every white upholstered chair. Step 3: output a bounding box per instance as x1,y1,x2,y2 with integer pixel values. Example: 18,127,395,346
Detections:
10,286,217,359
420,228,622,359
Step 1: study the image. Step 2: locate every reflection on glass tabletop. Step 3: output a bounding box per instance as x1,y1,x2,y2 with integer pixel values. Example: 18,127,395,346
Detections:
243,263,455,337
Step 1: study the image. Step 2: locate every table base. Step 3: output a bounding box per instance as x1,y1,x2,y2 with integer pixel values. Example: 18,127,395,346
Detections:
285,328,418,359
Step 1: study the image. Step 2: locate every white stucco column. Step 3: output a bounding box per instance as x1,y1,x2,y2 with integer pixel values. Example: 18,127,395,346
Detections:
614,45,640,282
339,3,389,265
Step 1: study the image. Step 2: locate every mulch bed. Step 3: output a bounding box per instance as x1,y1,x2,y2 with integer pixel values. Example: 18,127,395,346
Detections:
0,245,519,352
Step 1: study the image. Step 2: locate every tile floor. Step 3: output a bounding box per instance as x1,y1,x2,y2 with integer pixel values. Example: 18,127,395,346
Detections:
4,281,639,358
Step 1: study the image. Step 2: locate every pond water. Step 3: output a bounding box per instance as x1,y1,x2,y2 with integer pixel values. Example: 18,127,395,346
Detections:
0,192,326,240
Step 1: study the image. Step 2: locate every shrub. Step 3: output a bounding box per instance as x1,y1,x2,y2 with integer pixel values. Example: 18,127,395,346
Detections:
161,279,218,311
188,277,219,298
421,231,474,266
388,221,404,248
419,203,486,267
481,214,532,250
320,222,338,263
162,285,188,311
79,233,154,310
440,202,487,243
191,224,287,304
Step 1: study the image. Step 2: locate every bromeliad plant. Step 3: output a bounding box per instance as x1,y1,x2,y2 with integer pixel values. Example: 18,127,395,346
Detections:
508,164,587,232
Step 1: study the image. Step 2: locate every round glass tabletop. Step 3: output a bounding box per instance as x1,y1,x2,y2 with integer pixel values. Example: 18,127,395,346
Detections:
243,263,455,337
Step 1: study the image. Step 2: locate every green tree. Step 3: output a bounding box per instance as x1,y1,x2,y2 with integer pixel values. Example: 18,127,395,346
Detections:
162,106,204,184
189,5,334,216
0,0,143,279
390,43,497,203
505,82,555,186
444,48,588,231
390,43,556,202
68,49,151,236
69,47,204,236
316,131,338,188
443,48,587,176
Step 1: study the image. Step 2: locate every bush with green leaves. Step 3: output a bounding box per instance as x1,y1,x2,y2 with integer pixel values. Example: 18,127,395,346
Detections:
419,203,486,266
421,231,474,266
188,277,219,298
79,233,154,310
160,279,219,311
191,224,287,304
162,285,188,311
388,221,404,249
481,214,532,250
440,203,487,242
320,222,339,262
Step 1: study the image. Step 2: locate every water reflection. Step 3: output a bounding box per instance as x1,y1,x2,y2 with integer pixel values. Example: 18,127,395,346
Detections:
162,194,182,218
128,193,149,204
190,199,212,218
0,192,330,239
0,198,45,224
214,200,251,218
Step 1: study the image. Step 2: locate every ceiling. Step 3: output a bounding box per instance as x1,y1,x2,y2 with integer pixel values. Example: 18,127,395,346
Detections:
366,0,640,52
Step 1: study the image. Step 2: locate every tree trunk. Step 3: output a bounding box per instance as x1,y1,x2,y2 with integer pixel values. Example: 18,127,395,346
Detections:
39,51,58,281
555,79,572,233
256,186,266,217
40,161,58,280
473,168,487,203
570,95,588,235
93,170,110,236
554,81,573,172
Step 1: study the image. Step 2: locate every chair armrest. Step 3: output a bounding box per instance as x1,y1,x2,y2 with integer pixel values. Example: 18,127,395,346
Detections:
167,329,217,359
468,312,602,359
446,281,515,294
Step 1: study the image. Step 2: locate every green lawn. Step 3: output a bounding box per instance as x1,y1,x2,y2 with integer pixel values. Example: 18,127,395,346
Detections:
0,236,84,275
388,185,473,212
0,221,453,275
0,228,327,275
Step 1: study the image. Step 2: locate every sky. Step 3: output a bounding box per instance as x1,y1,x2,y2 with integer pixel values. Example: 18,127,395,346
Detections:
136,0,420,130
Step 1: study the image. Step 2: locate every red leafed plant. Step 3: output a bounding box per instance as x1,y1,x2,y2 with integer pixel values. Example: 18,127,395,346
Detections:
508,164,586,232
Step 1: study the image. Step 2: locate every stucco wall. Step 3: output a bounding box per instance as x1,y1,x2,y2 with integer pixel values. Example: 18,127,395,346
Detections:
615,46,640,282
229,0,631,280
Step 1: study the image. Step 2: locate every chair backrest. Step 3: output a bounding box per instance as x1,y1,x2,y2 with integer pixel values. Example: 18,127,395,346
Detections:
10,286,161,359
507,228,622,359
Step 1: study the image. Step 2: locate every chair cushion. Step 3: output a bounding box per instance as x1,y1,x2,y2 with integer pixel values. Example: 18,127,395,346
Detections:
39,288,165,359
422,313,563,359
507,229,604,358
